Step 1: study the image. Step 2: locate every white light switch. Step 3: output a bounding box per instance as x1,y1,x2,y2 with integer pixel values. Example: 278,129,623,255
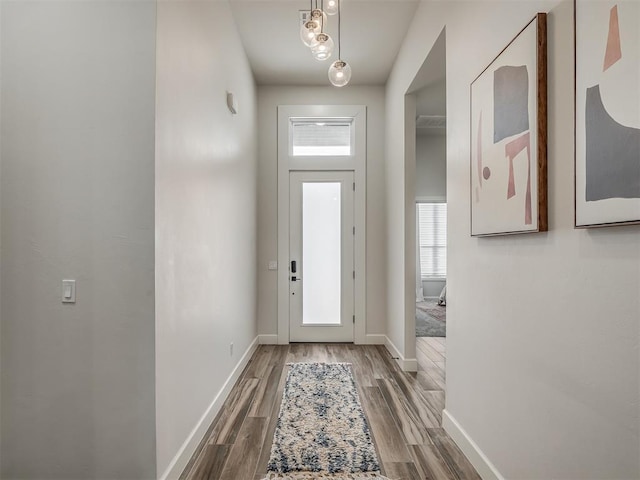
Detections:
268,261,278,271
62,280,76,303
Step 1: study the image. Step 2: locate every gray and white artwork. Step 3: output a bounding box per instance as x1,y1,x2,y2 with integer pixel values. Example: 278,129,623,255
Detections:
576,1,640,226
471,16,545,236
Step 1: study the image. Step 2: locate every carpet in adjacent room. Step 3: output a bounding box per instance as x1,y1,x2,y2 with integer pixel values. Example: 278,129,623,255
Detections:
416,300,446,337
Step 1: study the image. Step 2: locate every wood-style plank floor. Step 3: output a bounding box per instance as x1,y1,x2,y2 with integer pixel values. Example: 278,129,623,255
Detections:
180,339,481,480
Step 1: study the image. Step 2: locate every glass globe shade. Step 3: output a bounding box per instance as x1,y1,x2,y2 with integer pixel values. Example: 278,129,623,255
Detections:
300,19,320,47
310,9,327,29
311,33,334,61
324,0,338,15
328,60,351,87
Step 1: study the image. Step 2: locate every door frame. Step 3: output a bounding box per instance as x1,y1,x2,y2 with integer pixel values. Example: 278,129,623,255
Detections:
277,105,366,344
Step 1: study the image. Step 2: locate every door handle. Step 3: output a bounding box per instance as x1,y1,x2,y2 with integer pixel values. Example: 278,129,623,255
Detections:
291,276,302,282
291,260,297,273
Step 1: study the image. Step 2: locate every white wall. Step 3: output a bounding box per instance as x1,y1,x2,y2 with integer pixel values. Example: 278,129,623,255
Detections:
256,86,386,341
155,1,258,478
0,2,157,478
415,135,446,199
387,0,640,478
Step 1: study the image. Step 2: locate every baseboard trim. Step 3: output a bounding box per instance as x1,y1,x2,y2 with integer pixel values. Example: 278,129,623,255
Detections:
159,336,259,480
364,334,386,345
263,334,386,345
442,409,504,480
384,336,418,372
258,334,278,345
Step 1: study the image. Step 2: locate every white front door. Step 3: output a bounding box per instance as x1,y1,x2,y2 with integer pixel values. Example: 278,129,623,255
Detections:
289,171,354,342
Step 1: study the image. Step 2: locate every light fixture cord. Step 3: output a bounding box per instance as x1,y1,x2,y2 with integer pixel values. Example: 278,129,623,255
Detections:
320,0,325,32
337,0,341,59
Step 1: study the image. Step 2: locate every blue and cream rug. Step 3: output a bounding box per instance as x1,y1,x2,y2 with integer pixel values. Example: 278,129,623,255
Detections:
263,363,390,480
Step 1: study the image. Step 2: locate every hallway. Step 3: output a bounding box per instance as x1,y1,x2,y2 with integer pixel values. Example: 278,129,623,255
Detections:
181,342,479,480
3,1,639,478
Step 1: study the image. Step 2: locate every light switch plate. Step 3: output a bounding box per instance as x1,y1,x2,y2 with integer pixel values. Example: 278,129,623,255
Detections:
62,280,76,303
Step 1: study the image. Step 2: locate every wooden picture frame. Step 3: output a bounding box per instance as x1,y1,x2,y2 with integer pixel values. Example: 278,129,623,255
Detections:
470,13,547,237
575,0,640,228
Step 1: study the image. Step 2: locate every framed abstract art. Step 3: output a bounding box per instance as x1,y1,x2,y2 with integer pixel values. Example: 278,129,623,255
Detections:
575,0,640,227
470,13,547,237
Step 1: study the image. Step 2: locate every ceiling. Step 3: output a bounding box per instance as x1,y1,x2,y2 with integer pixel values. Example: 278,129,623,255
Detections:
413,29,446,136
229,0,420,86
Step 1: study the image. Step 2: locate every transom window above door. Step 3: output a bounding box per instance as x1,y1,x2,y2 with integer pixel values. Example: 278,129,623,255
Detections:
290,119,353,156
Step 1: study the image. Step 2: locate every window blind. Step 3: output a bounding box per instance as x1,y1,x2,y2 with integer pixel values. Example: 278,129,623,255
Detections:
291,121,351,156
417,203,447,278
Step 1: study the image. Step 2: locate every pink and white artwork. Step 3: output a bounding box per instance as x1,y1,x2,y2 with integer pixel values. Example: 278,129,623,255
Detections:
470,14,547,236
576,0,640,227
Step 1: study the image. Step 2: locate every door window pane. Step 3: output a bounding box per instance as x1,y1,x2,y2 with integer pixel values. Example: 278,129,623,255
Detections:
302,182,341,324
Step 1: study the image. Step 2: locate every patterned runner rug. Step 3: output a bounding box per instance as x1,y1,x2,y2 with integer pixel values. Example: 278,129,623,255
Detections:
262,363,391,480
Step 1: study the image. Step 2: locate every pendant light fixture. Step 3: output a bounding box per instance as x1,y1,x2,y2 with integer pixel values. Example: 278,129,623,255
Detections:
310,8,327,29
300,1,326,48
311,33,334,61
324,0,338,15
328,0,351,86
310,0,333,61
300,18,321,47
299,0,351,85
328,60,351,87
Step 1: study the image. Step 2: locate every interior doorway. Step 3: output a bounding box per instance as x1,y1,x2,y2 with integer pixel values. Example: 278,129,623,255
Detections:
405,29,447,367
